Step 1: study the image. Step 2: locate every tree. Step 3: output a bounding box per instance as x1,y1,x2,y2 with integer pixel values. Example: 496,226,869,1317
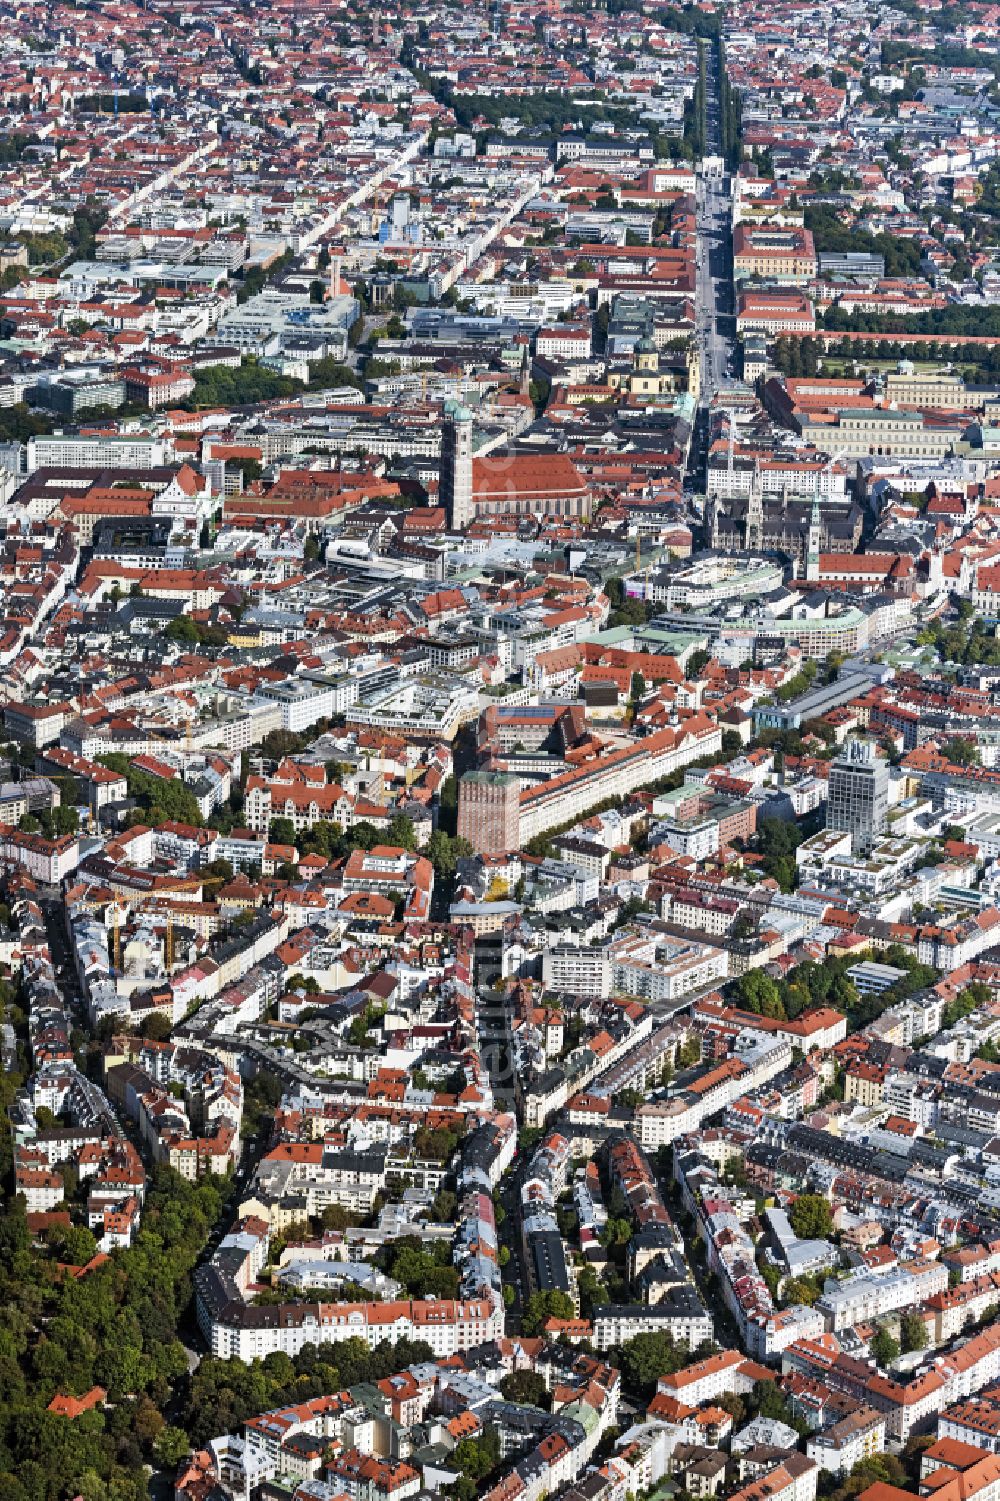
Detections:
944,985,988,1028
945,736,979,766
437,774,458,836
871,1325,900,1367
619,1331,697,1394
320,1205,359,1232
33,803,80,838
47,1222,97,1267
733,970,784,1019
448,1479,479,1501
788,1194,833,1241
783,1273,824,1307
184,1334,434,1447
756,816,805,894
601,1216,632,1247
430,1189,457,1223
749,1379,799,1428
154,1426,190,1468
164,614,201,644
348,1003,384,1049
98,754,204,827
347,821,382,852
452,1429,500,1482
577,1264,610,1318
521,1289,574,1335
845,1456,908,1493
242,1071,282,1138
387,813,416,852
424,829,472,884
676,1035,701,1068
140,1013,171,1042
134,1396,166,1448
716,1392,746,1426
500,1370,547,1407
900,1312,928,1354
447,1478,480,1501
0,1164,231,1499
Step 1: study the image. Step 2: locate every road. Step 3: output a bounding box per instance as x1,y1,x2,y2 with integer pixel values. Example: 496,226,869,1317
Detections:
695,169,734,399
496,1164,525,1333
689,42,737,493
40,897,82,1011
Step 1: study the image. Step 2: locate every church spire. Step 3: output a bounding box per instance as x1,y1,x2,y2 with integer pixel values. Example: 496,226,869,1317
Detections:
806,492,822,582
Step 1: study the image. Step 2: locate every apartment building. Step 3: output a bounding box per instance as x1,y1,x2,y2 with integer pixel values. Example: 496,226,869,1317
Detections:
726,1457,818,1501
542,945,612,999
816,1260,948,1333
608,933,729,1003
654,1350,767,1407
593,1294,713,1354
200,1292,503,1361
805,1409,886,1477
518,718,722,845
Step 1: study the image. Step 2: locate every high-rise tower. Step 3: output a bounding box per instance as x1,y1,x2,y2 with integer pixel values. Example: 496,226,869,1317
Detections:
827,738,888,855
440,398,474,531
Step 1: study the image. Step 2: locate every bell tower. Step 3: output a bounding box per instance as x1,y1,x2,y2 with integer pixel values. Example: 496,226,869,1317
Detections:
806,494,822,582
440,399,474,531
745,477,763,552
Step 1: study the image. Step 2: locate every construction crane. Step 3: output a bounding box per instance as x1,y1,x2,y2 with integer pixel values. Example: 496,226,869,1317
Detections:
154,876,197,973
110,901,122,974
820,446,848,498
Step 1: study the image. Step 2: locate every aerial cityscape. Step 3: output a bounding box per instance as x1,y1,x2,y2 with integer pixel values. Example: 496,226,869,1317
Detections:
8,4,1000,1501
